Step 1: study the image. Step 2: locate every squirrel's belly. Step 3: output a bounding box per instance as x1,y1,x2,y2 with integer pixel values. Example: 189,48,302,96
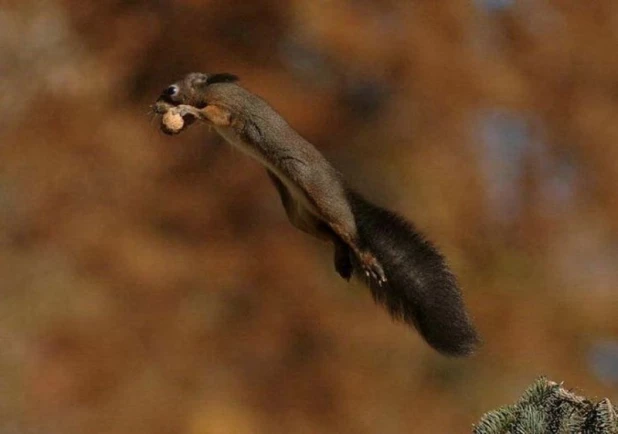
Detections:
213,125,322,217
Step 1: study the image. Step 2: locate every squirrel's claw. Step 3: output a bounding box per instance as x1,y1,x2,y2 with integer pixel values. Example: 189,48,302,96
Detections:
360,252,387,285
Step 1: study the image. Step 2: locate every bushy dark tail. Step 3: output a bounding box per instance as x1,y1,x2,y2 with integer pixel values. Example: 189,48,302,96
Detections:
347,190,480,357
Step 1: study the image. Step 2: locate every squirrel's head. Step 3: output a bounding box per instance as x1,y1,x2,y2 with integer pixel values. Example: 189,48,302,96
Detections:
155,72,239,110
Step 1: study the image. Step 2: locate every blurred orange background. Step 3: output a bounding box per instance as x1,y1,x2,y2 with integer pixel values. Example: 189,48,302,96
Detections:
1,1,617,433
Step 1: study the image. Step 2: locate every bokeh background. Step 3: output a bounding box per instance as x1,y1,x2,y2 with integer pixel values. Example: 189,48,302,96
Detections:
1,1,618,433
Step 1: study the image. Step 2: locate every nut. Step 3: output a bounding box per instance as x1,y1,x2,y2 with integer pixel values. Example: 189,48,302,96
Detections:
161,108,185,135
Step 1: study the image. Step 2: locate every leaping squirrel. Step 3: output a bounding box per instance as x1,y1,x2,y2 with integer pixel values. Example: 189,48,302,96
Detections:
153,73,480,356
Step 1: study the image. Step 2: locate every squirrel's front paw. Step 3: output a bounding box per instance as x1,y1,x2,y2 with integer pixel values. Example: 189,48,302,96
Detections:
176,104,203,120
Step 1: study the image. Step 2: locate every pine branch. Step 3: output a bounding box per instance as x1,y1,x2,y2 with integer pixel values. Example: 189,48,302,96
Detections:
473,377,618,434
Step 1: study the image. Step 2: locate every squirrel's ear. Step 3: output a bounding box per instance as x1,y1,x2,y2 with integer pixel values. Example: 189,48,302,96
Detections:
188,73,210,90
206,73,239,85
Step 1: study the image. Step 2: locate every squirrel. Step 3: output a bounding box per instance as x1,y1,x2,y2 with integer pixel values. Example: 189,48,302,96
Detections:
153,72,480,357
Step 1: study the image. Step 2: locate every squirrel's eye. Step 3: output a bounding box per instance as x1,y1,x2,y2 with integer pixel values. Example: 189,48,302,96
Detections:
164,85,179,97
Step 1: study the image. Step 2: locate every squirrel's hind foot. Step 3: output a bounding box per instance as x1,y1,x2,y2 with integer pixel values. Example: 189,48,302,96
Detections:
359,252,387,285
